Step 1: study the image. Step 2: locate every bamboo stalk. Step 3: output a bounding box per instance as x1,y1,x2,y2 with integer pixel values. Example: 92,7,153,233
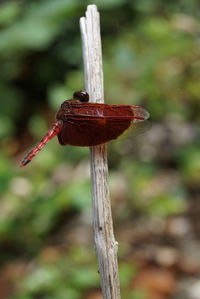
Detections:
80,5,121,299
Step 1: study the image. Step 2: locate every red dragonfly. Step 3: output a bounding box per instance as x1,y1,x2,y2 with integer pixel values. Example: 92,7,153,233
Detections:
20,91,149,166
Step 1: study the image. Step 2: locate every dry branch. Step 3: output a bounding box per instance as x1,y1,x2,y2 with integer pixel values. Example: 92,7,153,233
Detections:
80,5,121,299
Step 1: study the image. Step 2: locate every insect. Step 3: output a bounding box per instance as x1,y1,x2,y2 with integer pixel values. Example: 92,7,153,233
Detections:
20,90,149,166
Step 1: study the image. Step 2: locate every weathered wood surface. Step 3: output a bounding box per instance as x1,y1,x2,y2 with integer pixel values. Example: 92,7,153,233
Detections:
80,5,121,299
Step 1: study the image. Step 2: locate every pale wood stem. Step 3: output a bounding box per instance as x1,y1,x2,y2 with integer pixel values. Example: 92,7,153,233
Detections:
80,5,121,299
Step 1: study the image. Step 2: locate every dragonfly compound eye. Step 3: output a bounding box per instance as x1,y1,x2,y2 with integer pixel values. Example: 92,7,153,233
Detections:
73,90,89,102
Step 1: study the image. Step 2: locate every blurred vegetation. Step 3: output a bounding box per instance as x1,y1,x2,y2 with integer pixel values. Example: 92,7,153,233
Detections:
0,0,199,298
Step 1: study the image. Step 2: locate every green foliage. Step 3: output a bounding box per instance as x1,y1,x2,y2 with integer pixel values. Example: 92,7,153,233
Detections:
119,262,137,287
178,146,200,182
14,247,99,299
0,1,21,26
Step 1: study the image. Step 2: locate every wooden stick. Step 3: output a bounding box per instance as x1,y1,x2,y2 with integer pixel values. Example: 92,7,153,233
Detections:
80,5,121,299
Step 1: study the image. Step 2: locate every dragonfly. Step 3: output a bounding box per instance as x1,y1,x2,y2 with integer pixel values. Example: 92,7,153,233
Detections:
20,90,149,166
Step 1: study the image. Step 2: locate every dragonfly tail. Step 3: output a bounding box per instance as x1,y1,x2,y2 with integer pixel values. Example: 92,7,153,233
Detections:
20,120,63,167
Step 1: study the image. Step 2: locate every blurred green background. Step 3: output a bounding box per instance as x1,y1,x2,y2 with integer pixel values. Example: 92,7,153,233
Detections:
0,0,199,298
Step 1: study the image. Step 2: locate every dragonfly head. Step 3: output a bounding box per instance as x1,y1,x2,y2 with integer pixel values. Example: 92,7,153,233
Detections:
73,90,89,102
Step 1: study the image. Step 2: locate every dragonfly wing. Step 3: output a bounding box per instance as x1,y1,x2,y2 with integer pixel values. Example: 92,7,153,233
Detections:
59,102,149,122
57,104,150,146
130,106,150,122
58,117,132,146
